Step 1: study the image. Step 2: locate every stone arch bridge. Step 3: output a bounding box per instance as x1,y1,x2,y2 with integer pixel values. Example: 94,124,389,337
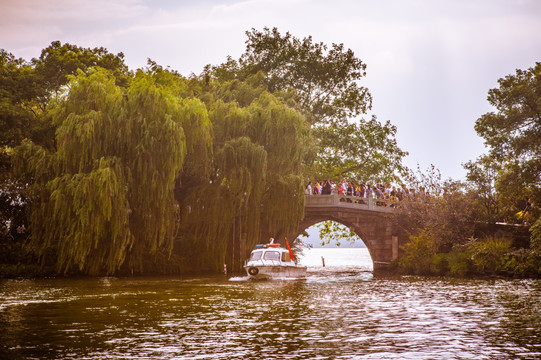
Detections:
287,194,407,270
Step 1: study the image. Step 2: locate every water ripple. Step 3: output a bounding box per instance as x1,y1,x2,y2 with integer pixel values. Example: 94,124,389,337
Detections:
1,272,540,359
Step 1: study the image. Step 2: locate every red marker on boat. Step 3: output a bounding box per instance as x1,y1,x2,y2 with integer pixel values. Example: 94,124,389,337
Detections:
285,238,295,262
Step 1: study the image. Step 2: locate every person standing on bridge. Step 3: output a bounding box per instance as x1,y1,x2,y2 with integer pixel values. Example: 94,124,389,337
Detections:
384,183,392,197
322,180,332,195
347,182,354,196
337,182,345,195
520,198,532,225
355,183,362,197
365,184,373,198
305,181,312,195
375,186,385,202
397,184,407,201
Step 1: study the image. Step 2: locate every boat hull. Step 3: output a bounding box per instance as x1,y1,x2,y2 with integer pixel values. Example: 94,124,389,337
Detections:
244,264,307,280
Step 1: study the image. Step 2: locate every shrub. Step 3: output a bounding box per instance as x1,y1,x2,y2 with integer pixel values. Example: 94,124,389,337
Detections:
431,253,449,275
530,217,541,255
500,248,535,277
399,230,436,275
468,235,512,274
446,251,471,277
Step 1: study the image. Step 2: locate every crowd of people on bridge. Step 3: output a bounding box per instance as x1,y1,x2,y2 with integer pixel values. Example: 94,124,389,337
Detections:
305,179,426,204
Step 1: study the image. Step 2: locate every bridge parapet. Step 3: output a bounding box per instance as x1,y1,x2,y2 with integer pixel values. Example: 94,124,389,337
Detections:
305,194,395,213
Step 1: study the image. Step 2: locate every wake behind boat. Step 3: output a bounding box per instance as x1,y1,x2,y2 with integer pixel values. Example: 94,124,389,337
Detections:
244,239,307,280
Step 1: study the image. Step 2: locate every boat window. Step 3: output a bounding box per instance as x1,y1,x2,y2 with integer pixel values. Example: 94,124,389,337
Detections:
250,251,262,261
281,252,291,262
263,251,280,261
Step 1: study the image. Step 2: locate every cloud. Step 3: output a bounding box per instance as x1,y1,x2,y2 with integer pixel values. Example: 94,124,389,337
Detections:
0,0,147,58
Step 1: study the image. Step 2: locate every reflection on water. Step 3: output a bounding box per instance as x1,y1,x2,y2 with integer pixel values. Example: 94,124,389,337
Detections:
1,269,540,359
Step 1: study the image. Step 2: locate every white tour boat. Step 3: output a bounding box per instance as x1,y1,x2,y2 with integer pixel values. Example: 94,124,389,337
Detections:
244,239,307,280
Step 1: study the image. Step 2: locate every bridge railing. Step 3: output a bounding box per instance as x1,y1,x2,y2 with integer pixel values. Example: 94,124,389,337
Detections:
304,194,396,213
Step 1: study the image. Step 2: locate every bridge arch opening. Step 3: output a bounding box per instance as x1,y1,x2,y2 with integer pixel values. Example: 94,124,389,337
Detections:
297,220,374,271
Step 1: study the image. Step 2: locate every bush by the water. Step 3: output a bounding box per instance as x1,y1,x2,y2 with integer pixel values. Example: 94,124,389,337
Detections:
398,233,540,278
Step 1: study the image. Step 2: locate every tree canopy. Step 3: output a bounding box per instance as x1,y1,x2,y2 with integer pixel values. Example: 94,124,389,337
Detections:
470,62,541,224
0,42,129,150
7,41,310,275
14,69,189,274
210,27,407,182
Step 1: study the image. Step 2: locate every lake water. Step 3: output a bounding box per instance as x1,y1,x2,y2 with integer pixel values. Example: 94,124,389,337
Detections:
299,247,373,271
1,248,540,359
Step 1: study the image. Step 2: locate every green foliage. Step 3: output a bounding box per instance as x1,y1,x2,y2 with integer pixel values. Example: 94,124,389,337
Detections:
0,50,42,148
399,234,521,277
212,28,370,123
398,230,540,278
0,147,28,241
475,62,541,165
313,221,358,247
463,156,501,223
3,40,541,279
0,42,130,151
218,136,266,219
398,230,437,275
446,251,472,277
210,27,406,181
313,115,406,182
530,217,541,254
431,253,449,275
467,236,512,274
500,248,536,277
395,174,479,254
37,159,132,275
528,218,541,275
33,41,130,96
472,62,541,224
247,92,308,236
14,69,188,275
0,37,334,276
178,85,309,272
123,73,188,271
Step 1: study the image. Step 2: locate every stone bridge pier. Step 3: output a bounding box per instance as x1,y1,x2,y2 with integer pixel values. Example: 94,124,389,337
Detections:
288,194,406,271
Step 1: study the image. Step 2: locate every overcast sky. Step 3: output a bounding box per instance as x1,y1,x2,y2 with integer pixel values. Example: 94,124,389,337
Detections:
2,0,541,180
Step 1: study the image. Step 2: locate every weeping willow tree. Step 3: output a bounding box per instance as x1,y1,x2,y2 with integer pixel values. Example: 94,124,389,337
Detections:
177,98,267,272
14,60,309,275
246,92,308,237
177,135,267,272
176,79,310,272
122,72,190,272
14,68,190,275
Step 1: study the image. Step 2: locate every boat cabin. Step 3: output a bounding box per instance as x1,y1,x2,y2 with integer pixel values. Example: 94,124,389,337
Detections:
248,244,295,265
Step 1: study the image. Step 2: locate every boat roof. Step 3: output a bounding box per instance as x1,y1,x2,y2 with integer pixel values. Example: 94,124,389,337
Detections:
253,243,283,250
